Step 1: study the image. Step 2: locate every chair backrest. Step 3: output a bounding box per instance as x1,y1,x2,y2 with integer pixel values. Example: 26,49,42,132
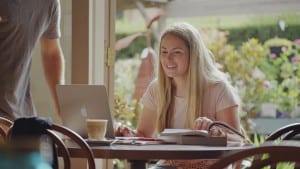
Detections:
5,117,95,169
0,117,13,141
46,129,71,169
0,127,6,141
266,123,300,141
51,124,96,169
209,142,300,169
7,117,71,169
0,117,13,127
259,123,300,169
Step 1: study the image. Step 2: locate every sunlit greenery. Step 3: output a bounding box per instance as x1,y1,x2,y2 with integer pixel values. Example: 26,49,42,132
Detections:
116,13,300,33
114,9,300,169
114,57,143,128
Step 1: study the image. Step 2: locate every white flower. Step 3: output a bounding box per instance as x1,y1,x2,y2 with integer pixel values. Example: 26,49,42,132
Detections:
252,67,265,79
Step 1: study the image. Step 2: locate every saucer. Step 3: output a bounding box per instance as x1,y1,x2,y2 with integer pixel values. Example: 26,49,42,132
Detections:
85,139,113,146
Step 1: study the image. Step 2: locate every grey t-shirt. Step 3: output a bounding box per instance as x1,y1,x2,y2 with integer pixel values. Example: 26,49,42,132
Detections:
0,0,61,120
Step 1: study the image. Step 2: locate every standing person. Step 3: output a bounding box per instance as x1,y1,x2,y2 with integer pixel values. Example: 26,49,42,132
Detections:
116,22,244,169
0,0,65,120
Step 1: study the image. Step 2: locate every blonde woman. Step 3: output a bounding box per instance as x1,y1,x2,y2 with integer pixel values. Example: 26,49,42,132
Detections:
116,22,243,169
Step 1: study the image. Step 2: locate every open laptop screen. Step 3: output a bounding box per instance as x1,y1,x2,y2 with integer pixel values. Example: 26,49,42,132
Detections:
56,84,115,139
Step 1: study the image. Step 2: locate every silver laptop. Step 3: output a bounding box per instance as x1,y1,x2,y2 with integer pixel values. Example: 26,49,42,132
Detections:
56,84,115,140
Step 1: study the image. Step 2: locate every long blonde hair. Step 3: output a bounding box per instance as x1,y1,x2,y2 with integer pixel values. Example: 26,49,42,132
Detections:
156,22,239,132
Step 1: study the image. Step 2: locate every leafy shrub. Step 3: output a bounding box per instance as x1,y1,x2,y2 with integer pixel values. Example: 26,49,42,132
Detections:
114,57,142,128
211,38,265,117
259,43,300,117
212,37,300,118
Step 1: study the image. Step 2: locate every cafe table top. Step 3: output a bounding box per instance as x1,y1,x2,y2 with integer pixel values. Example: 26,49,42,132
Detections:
67,142,252,160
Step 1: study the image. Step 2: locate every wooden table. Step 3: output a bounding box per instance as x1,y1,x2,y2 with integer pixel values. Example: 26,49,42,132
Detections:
67,143,252,169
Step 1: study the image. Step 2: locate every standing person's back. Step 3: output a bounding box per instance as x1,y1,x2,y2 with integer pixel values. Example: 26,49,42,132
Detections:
0,0,65,120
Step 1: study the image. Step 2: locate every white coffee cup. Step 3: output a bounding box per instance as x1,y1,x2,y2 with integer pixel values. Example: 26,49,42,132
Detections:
86,119,108,140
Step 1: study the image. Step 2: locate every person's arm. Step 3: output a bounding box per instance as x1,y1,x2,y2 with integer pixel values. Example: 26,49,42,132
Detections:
194,106,240,131
195,106,243,141
40,38,65,119
216,106,244,142
194,106,246,141
136,106,158,137
215,106,241,131
115,106,158,138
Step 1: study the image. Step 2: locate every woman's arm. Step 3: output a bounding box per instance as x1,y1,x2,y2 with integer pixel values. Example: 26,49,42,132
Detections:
216,106,241,131
115,106,158,138
136,106,158,137
195,106,243,142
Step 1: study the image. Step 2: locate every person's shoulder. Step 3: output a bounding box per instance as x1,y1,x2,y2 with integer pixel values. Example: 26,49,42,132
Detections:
50,0,59,3
207,80,237,97
47,0,60,7
208,80,227,90
142,79,159,98
148,79,158,89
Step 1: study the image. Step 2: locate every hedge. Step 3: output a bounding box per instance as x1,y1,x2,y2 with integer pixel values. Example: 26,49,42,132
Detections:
226,24,300,46
116,24,300,60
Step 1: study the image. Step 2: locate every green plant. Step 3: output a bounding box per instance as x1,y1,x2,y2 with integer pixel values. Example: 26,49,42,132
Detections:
113,57,143,169
259,42,300,117
212,38,266,117
211,35,300,118
114,57,143,128
114,94,141,128
252,133,265,146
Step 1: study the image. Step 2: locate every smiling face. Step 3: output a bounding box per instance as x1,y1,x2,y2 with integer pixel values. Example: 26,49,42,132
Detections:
160,33,190,79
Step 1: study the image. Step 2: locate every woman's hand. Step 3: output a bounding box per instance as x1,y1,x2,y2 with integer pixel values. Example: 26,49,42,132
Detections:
194,117,226,137
115,125,136,137
194,116,213,130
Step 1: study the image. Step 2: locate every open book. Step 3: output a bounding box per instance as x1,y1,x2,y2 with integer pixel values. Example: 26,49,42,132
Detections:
159,128,210,137
158,128,227,146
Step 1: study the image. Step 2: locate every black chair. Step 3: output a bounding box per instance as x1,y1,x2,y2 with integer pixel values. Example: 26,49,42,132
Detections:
261,123,300,169
209,142,300,169
265,123,300,141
